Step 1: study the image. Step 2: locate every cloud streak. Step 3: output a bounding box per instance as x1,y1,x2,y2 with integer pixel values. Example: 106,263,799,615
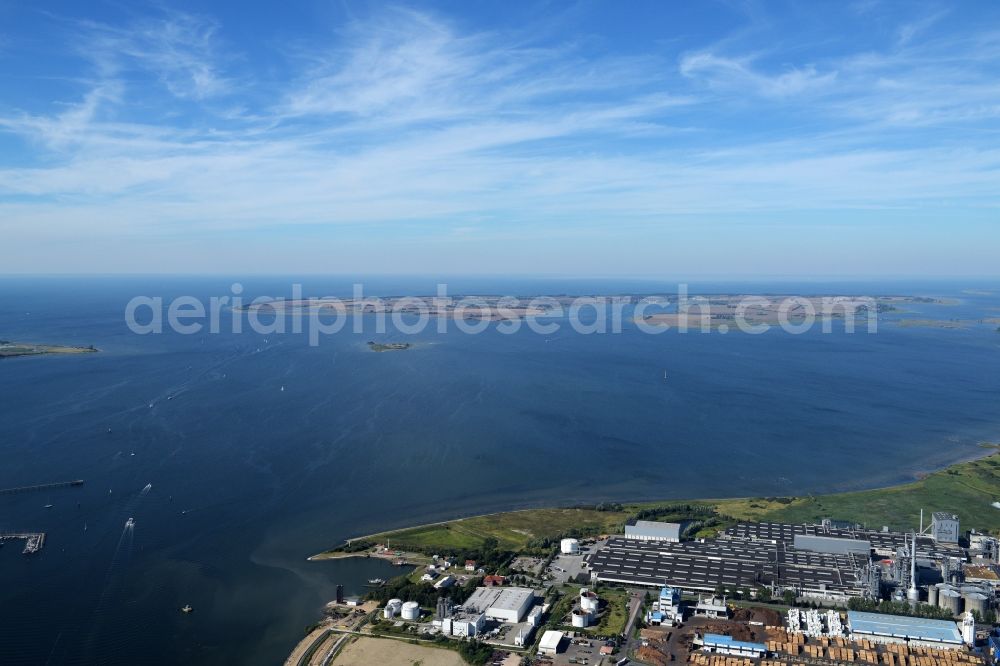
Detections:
0,4,998,274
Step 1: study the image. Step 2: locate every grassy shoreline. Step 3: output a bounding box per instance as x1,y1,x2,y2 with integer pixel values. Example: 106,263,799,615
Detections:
313,445,1000,559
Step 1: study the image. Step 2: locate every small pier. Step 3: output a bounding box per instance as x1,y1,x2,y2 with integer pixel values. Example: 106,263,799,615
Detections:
0,532,46,554
0,479,83,496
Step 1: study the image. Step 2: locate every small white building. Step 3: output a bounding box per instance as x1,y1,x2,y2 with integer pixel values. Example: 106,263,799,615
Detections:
624,520,680,542
538,630,564,656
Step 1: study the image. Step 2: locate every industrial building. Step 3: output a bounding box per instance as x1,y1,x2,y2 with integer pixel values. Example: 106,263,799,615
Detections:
646,586,682,626
462,586,535,623
624,520,680,542
724,521,962,560
699,633,767,658
847,611,964,649
538,630,564,656
588,517,982,608
933,513,961,543
586,532,866,601
439,610,485,637
693,595,729,619
793,534,871,556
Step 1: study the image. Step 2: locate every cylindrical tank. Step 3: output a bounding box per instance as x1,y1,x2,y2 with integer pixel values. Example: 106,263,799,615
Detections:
927,584,939,607
964,593,987,617
561,538,580,555
401,601,420,621
939,588,963,615
580,590,599,612
571,609,590,628
384,599,403,618
961,585,988,598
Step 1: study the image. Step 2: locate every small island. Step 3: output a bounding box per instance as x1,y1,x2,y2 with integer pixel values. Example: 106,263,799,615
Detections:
367,341,411,352
0,340,98,359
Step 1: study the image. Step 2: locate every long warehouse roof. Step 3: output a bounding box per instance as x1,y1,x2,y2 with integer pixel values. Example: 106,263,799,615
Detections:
847,611,962,644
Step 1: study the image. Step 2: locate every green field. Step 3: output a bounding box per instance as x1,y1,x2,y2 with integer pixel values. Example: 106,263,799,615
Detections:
351,507,632,552
589,585,630,635
754,448,1000,530
324,448,1000,556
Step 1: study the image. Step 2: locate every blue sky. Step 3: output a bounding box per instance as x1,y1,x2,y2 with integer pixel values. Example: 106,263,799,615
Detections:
1,1,998,276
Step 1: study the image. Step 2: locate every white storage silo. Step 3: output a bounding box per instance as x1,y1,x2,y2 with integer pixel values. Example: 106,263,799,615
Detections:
571,609,590,628
927,584,939,607
384,598,403,619
580,590,599,612
401,601,421,621
561,538,580,555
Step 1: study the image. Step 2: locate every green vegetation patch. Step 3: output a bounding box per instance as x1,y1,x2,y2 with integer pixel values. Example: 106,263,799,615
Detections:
325,450,1000,558
366,507,629,553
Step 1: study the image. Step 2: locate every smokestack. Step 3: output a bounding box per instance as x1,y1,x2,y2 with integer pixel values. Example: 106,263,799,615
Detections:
907,533,920,604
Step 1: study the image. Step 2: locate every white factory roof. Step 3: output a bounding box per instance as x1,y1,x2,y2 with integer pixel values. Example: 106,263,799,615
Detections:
463,586,535,614
625,520,681,539
539,630,563,651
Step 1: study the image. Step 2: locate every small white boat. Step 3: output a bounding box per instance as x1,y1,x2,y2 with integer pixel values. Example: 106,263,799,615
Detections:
181,604,193,613
125,517,135,529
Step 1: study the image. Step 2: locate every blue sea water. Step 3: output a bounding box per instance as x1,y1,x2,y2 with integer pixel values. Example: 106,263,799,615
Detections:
0,276,999,665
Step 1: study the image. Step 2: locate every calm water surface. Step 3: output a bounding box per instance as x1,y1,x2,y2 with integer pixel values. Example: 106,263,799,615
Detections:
1,276,999,664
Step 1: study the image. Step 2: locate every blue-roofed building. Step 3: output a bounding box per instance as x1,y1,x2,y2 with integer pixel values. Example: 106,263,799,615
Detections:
847,611,963,649
646,585,682,626
700,633,767,658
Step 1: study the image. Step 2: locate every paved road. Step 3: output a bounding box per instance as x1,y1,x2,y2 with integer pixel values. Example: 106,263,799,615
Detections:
619,589,646,664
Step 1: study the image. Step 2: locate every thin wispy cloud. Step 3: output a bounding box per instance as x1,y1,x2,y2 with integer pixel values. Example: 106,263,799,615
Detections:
679,52,837,98
0,3,998,274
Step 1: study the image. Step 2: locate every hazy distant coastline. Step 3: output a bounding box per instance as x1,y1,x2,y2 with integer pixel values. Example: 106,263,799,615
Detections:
0,340,98,359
